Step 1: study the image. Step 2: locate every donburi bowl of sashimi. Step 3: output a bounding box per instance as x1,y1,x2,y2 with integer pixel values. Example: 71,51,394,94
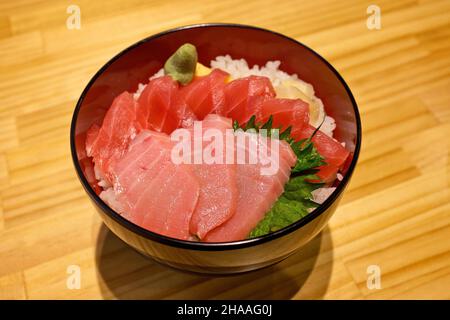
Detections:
70,23,361,275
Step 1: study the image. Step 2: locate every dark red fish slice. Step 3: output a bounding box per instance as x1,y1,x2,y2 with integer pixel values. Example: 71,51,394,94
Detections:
137,76,195,134
85,91,140,184
224,76,275,125
292,124,350,182
314,163,339,183
180,69,229,120
258,97,310,132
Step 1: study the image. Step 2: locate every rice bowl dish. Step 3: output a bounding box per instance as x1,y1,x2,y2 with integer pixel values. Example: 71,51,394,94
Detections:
83,43,351,243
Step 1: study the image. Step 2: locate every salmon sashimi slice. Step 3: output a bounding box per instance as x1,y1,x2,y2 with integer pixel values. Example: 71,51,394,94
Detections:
105,130,199,240
204,130,296,242
180,69,229,120
85,91,140,184
224,76,275,125
172,114,238,239
137,76,195,134
291,124,350,182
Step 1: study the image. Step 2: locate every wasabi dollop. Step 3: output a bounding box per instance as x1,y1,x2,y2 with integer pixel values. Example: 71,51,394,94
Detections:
164,43,198,85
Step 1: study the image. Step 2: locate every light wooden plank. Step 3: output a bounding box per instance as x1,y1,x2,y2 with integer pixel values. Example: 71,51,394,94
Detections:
0,31,43,67
0,200,96,277
0,0,449,300
0,15,11,39
0,117,18,152
0,272,27,299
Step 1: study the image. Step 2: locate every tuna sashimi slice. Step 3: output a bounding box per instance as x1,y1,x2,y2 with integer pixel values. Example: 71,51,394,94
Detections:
234,131,296,188
85,91,140,184
258,97,310,132
85,124,100,158
204,175,274,242
109,131,172,201
77,131,102,195
224,76,275,125
314,163,340,183
201,113,233,128
106,130,200,240
173,114,238,239
291,124,350,182
137,76,195,134
137,164,199,240
180,69,229,120
204,130,296,242
222,76,308,133
189,161,237,239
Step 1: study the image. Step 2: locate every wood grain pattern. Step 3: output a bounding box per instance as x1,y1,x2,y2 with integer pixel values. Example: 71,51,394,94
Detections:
0,0,449,299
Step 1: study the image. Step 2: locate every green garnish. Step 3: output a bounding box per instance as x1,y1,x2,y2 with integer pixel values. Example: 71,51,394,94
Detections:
164,43,198,85
233,116,326,238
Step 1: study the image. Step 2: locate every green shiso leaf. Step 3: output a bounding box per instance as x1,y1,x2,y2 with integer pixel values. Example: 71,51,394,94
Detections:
291,139,326,173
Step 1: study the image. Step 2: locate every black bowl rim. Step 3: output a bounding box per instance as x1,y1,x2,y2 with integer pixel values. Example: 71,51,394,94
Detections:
70,22,362,251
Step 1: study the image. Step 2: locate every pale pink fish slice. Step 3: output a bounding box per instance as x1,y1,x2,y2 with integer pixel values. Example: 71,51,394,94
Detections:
204,174,276,242
136,162,199,240
176,114,238,239
204,130,296,242
105,130,199,240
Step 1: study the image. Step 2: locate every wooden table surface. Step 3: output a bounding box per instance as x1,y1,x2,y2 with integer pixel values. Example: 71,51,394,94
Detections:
0,0,449,300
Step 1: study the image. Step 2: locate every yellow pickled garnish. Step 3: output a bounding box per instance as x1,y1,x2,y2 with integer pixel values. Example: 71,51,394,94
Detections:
194,62,232,83
195,62,212,77
281,79,314,98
